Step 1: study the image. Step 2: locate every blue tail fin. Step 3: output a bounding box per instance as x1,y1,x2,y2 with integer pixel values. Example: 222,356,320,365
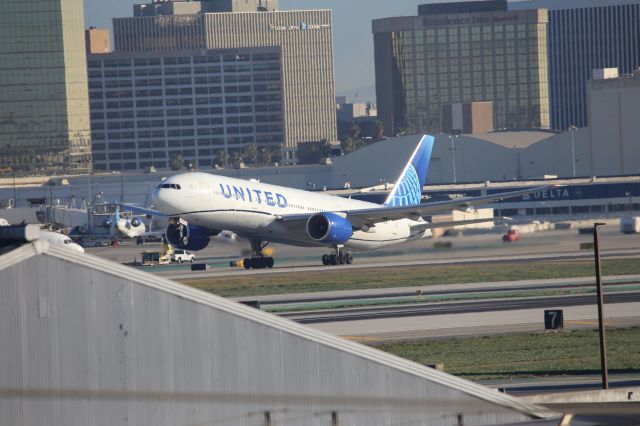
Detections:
383,135,434,207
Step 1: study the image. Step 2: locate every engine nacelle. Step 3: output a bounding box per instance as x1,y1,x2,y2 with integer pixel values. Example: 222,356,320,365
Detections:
306,212,353,244
131,217,142,228
165,219,211,251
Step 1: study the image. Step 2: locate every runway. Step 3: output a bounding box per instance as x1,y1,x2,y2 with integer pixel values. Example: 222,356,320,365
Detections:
281,292,640,323
307,299,640,341
85,226,640,279
81,226,640,341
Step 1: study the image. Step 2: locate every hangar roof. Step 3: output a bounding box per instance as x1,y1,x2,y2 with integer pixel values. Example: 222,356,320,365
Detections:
472,131,559,149
0,239,556,425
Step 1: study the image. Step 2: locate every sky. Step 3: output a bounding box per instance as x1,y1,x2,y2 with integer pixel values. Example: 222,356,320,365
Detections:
83,0,422,103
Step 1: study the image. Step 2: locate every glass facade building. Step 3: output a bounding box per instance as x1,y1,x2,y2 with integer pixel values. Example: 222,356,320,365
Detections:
373,6,550,135
0,0,92,175
87,48,283,172
510,0,640,130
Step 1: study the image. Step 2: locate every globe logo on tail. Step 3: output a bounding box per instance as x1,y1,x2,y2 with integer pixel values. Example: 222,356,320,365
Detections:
388,164,421,207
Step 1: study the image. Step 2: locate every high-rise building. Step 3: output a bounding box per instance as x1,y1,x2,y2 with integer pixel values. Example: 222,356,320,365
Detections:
87,47,284,172
509,0,640,130
85,27,111,54
107,1,336,161
373,1,550,136
587,68,640,176
0,0,92,175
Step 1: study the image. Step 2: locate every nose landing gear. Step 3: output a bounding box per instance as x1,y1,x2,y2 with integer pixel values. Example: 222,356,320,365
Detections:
321,247,353,266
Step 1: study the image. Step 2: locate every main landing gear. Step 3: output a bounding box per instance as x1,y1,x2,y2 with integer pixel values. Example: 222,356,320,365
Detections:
243,240,275,270
321,247,353,266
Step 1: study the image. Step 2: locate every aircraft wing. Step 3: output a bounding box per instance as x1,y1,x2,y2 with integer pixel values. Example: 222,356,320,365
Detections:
408,216,511,232
120,203,167,217
277,185,552,229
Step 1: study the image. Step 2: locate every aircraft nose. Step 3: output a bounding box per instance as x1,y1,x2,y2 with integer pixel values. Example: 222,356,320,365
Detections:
151,186,166,209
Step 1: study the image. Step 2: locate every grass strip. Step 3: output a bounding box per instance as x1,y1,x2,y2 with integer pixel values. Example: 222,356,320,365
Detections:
370,327,640,380
177,258,640,298
263,284,640,313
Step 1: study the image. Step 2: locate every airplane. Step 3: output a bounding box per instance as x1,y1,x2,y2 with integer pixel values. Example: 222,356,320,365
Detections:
40,230,85,253
0,218,84,253
104,205,146,239
69,204,147,243
126,135,552,269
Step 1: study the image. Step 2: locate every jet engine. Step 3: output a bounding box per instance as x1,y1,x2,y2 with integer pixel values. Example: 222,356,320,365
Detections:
131,217,142,228
306,212,353,245
165,218,212,251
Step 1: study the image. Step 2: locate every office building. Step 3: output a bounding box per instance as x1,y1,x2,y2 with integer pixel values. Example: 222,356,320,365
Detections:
85,27,111,54
587,68,640,176
87,47,284,172
510,0,640,130
441,101,494,134
109,1,337,161
373,1,550,136
0,0,92,175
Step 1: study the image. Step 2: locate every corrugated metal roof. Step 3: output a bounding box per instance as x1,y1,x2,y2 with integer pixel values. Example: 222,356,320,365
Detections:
0,241,558,425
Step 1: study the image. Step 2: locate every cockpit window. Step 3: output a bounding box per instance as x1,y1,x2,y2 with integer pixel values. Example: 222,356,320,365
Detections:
158,183,182,190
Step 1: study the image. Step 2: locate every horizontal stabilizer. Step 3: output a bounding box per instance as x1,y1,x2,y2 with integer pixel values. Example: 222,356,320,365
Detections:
120,203,166,217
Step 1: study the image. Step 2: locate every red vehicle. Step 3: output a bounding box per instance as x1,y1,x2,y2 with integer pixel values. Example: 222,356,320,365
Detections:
502,229,520,242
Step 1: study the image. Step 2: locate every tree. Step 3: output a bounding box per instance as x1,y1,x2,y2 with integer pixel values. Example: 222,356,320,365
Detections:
271,147,282,164
169,153,183,171
242,142,257,165
341,138,356,154
229,150,243,167
348,122,360,139
297,140,332,164
257,147,272,166
375,119,384,139
214,149,227,167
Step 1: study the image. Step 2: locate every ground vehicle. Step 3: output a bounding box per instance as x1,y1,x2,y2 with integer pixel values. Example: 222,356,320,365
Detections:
620,216,640,234
141,242,173,265
172,249,195,263
141,251,164,265
502,229,520,242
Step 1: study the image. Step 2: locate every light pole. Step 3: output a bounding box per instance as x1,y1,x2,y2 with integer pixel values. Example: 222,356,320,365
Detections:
449,133,458,184
592,222,608,389
12,168,17,208
569,125,577,178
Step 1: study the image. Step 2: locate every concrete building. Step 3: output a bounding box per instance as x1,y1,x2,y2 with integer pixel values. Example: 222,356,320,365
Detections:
373,1,550,136
85,27,111,54
442,101,494,134
109,1,337,161
0,236,555,425
0,0,92,175
509,0,640,131
336,98,377,123
587,69,640,176
87,47,284,172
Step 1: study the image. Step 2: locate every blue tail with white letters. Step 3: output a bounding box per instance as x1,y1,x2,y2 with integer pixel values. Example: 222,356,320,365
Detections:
383,135,434,207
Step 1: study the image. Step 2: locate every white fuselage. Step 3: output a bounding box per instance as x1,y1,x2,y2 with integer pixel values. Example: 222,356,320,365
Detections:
152,173,428,251
114,216,146,239
40,231,85,253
